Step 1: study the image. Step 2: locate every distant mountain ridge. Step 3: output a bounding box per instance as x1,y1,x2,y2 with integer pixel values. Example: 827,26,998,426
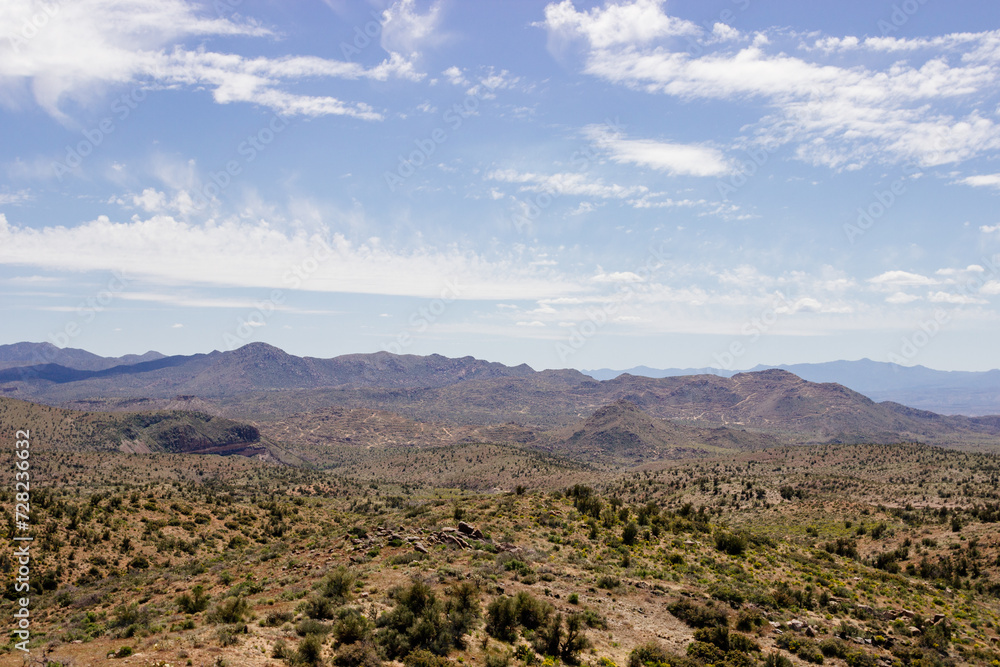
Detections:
0,341,164,372
2,342,999,449
0,341,537,400
581,359,1000,416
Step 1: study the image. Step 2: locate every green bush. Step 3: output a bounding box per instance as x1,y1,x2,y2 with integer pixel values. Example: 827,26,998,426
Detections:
627,642,700,667
334,642,383,667
297,633,325,666
177,585,210,614
297,618,332,637
819,638,847,658
322,566,357,603
208,596,250,624
714,531,748,556
334,607,373,645
304,594,338,620
531,613,590,665
514,591,552,631
763,653,793,667
376,580,474,658
403,649,452,667
667,598,729,628
686,641,725,663
486,596,519,642
735,609,765,632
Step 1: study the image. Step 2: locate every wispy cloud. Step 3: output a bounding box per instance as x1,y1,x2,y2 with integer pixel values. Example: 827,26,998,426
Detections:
0,0,422,121
584,125,730,177
543,0,1000,170
0,213,580,301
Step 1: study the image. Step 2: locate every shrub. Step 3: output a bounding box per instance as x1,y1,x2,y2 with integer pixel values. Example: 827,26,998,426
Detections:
763,653,793,667
208,596,250,624
305,594,338,620
686,641,725,664
404,649,452,667
376,580,467,658
693,626,731,650
714,531,747,556
298,633,325,666
486,596,519,642
735,609,765,632
596,575,620,590
844,651,878,667
263,610,294,627
667,598,729,628
622,522,639,546
334,607,373,645
297,618,332,637
334,642,383,667
532,613,590,665
177,585,210,614
514,591,552,631
819,638,847,658
322,566,357,603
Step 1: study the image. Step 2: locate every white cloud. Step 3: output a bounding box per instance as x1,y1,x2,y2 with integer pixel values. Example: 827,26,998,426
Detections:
928,291,987,305
487,169,648,199
886,292,921,304
0,190,32,206
868,270,938,287
171,323,184,328
541,0,697,50
0,0,422,121
584,125,730,177
380,0,445,58
442,66,468,86
590,271,643,284
543,0,1000,170
981,280,1000,295
0,213,581,301
982,224,1000,233
960,174,1000,188
132,188,167,213
516,320,546,327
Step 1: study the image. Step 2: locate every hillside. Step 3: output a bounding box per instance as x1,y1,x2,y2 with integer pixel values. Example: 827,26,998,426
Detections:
0,396,287,461
0,341,164,372
583,359,1000,416
3,343,1000,449
541,400,778,464
0,342,538,400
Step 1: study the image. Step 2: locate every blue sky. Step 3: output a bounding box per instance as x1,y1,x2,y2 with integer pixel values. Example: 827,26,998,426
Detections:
2,0,1000,372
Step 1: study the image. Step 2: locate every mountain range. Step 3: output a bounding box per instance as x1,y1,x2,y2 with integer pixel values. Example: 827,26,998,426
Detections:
2,341,999,454
582,359,1000,416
